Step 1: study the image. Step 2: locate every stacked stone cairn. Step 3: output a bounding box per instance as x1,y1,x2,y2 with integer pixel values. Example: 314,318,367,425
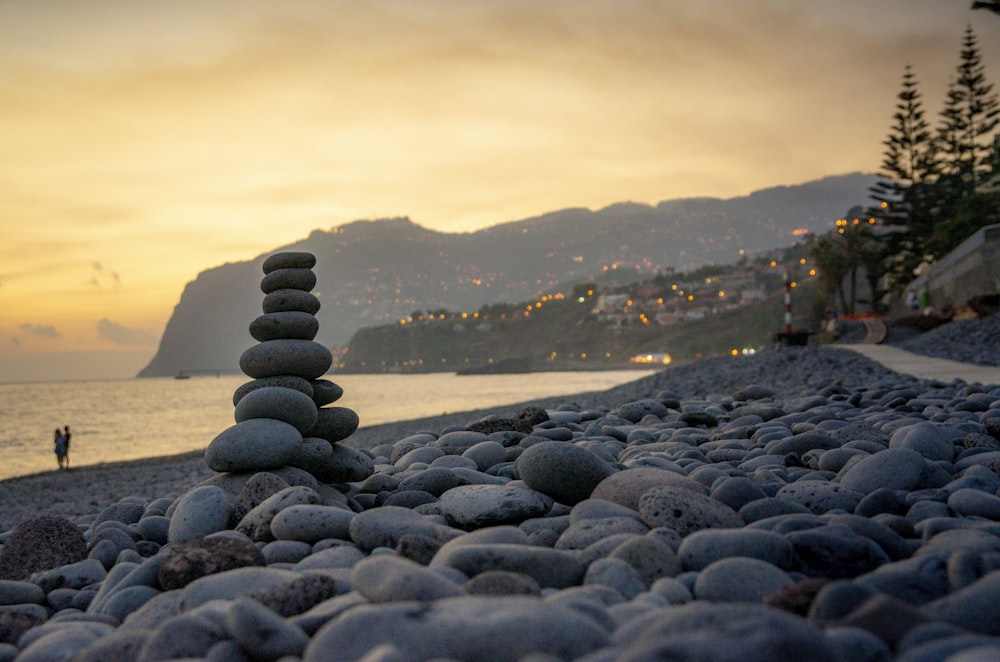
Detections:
204,251,374,489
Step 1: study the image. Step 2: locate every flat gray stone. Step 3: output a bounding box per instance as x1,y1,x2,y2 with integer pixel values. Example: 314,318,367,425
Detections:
554,517,649,550
204,418,303,473
837,447,926,494
239,339,332,380
438,484,553,529
636,486,743,536
227,597,309,659
306,442,373,483
262,288,321,315
432,543,584,589
234,386,318,434
270,504,355,543
233,375,314,407
262,251,316,273
167,485,230,544
591,468,705,511
261,267,317,294
0,580,44,606
179,566,301,611
302,595,609,661
923,570,1000,635
158,536,265,591
889,422,956,462
678,528,794,571
307,406,360,443
947,488,1000,519
0,516,88,581
614,602,835,661
349,506,462,552
693,557,794,602
516,441,617,506
311,379,344,406
351,555,464,603
236,485,323,542
249,311,319,342
775,481,865,515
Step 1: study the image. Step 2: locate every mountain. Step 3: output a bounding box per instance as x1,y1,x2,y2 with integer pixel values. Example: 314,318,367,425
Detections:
137,173,877,377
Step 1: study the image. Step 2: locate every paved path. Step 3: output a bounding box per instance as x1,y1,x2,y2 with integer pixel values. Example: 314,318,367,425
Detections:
841,344,1000,385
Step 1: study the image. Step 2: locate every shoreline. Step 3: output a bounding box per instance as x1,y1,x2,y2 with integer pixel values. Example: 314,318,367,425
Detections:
0,384,634,533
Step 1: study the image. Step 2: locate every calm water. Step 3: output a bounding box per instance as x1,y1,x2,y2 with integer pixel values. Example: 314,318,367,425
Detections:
0,370,653,481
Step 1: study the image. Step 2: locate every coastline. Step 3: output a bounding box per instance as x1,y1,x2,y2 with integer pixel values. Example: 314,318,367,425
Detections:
0,385,632,533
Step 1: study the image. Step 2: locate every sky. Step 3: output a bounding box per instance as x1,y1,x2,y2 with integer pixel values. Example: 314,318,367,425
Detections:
1,0,999,383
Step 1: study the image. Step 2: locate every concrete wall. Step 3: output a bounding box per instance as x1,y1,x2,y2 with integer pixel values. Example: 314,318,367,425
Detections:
912,224,1000,310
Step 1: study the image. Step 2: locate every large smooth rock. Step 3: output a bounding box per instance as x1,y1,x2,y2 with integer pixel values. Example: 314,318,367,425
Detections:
693,557,794,602
0,516,88,581
271,504,355,544
158,537,266,591
249,311,319,342
613,602,836,661
591,468,705,510
516,441,617,506
236,485,323,542
232,375,314,407
774,481,865,514
303,595,609,662
438,484,554,529
167,485,230,544
678,528,794,571
261,267,317,294
204,419,303,473
262,251,316,273
636,486,743,536
262,289,321,315
234,386,318,434
889,422,956,462
349,506,462,552
351,555,464,603
837,447,926,494
240,339,332,380
306,407,361,443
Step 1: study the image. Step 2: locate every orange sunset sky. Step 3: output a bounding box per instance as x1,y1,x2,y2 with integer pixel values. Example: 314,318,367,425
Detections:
1,0,999,383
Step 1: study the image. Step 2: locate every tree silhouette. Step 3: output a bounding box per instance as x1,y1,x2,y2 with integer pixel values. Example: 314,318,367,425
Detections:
869,65,939,290
937,26,999,198
971,1,1000,17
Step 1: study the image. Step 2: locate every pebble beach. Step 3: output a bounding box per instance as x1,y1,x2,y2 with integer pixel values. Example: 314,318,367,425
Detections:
3,305,1000,660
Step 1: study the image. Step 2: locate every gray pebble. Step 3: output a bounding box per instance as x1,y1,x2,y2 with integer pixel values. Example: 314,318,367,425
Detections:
234,386,318,434
168,485,230,544
227,597,310,659
438,484,553,529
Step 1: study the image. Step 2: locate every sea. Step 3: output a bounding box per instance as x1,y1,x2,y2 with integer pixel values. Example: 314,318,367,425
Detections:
0,370,654,482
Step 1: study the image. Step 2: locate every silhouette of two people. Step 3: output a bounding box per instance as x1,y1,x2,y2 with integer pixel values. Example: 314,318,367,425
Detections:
53,425,71,470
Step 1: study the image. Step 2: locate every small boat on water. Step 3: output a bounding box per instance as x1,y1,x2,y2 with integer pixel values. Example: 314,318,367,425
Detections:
174,372,191,380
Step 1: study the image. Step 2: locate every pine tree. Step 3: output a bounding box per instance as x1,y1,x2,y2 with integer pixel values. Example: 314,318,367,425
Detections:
971,1,1000,18
936,26,1000,198
930,25,1000,255
869,65,938,289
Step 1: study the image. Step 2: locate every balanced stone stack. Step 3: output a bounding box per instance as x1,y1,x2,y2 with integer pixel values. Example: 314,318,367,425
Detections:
204,251,374,485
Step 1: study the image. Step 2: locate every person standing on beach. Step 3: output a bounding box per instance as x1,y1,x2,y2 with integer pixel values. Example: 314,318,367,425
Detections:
53,428,67,469
63,425,72,469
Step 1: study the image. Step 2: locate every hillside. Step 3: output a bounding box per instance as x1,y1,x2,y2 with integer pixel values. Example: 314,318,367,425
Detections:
338,247,822,373
137,173,874,377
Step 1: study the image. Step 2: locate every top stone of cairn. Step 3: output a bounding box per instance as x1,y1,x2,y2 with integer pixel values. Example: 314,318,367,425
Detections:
262,251,317,274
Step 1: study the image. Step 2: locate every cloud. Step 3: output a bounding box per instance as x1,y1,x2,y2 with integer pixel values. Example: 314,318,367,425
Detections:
19,323,62,339
96,318,157,346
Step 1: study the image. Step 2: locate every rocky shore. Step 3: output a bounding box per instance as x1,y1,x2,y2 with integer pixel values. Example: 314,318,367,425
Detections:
1,318,1000,660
